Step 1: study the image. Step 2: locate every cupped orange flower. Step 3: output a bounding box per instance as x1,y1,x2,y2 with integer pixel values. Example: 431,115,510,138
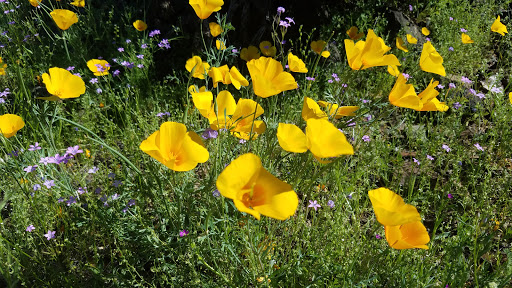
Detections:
419,41,446,76
70,0,85,7
216,153,298,220
189,0,224,20
491,16,508,36
461,33,474,44
345,29,400,70
50,9,78,30
139,122,209,172
0,114,25,138
368,188,421,226
192,90,236,124
388,74,422,110
210,97,266,140
133,20,147,31
277,118,354,162
385,221,430,249
40,67,86,101
240,46,260,62
311,40,330,58
396,37,408,52
87,59,110,76
346,26,364,40
247,57,297,98
287,53,308,73
209,22,222,37
185,56,210,79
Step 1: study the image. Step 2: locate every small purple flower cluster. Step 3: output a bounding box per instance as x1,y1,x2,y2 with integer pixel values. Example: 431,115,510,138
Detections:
328,73,341,83
0,88,10,104
158,39,171,49
156,111,171,118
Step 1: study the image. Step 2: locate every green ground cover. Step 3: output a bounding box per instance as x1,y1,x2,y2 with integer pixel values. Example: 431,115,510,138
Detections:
0,0,511,286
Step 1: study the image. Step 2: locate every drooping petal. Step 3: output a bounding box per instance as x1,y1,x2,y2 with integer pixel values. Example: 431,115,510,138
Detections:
302,97,327,121
277,123,308,153
368,188,422,226
406,34,417,44
191,91,215,120
228,67,249,89
306,118,354,159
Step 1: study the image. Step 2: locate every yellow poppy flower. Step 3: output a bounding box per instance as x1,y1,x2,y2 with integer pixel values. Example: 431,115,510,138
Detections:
419,41,446,76
50,9,78,31
461,33,474,44
421,27,430,36
192,90,236,124
209,97,266,140
259,41,277,57
139,122,209,172
388,74,422,110
317,101,359,118
216,39,227,50
368,188,422,226
491,16,508,36
185,56,210,79
87,59,110,76
346,26,364,40
311,40,330,58
287,52,308,73
70,0,85,7
189,0,224,20
509,92,512,104
0,114,25,138
387,65,400,77
396,37,408,52
344,29,400,70
29,0,42,7
385,221,430,249
406,34,417,44
240,46,260,62
188,85,206,94
207,65,248,89
0,59,6,75
277,118,354,161
133,20,147,31
417,79,449,112
209,22,222,37
246,57,297,98
216,153,298,220
40,67,86,101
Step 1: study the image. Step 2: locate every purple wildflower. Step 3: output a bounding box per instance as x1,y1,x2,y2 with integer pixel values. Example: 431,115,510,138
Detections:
179,230,189,237
26,225,35,232
117,47,124,52
24,165,38,173
112,70,121,77
413,158,421,165
212,189,220,197
28,142,41,151
452,102,461,109
362,135,370,142
442,144,451,152
460,28,467,33
149,30,160,37
44,230,56,240
88,166,99,174
112,180,123,187
449,83,456,89
77,187,87,194
426,155,434,161
437,84,444,89
66,196,77,206
202,128,218,140
66,145,83,156
89,78,98,84
327,200,335,208
308,200,321,211
461,76,472,84
277,7,285,14
447,193,453,199
96,88,103,94
474,143,484,151
43,179,55,189
33,184,41,191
